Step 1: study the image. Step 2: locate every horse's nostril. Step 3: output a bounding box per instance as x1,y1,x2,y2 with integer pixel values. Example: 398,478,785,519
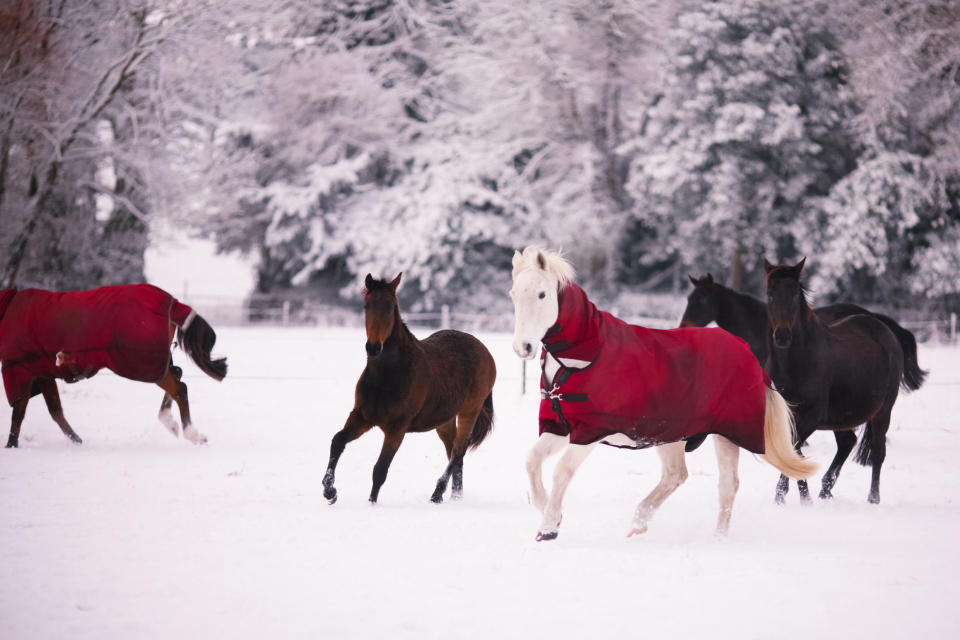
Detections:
523,342,532,355
365,341,382,357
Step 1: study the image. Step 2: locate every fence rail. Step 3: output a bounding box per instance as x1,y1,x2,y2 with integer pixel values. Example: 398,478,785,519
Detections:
191,298,958,344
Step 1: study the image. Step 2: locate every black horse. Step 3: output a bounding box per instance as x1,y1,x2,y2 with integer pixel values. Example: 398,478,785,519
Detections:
680,272,926,501
764,259,907,504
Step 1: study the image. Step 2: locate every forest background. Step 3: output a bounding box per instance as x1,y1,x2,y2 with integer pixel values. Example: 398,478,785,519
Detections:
1,0,958,319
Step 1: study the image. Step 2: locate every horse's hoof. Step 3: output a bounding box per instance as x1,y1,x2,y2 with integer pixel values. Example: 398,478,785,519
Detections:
5,440,17,449
774,493,786,506
868,494,880,505
818,489,833,500
430,494,443,504
627,525,648,538
69,435,83,445
450,491,463,501
323,487,337,504
535,531,558,542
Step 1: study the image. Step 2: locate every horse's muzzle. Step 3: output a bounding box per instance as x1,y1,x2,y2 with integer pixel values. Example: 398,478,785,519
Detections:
365,341,382,357
513,340,536,360
773,327,792,348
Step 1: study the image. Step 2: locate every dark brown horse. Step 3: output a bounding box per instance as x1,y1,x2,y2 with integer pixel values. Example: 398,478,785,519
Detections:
764,259,905,504
680,273,926,500
322,273,496,504
0,284,226,447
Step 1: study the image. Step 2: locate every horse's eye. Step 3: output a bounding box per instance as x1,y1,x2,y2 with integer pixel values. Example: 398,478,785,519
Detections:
538,291,546,300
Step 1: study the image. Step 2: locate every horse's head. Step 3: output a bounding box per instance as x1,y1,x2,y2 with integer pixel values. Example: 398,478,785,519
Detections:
363,272,402,358
509,247,574,359
679,273,718,328
764,258,807,349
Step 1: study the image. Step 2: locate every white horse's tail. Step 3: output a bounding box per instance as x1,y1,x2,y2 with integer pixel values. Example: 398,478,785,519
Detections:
759,387,818,479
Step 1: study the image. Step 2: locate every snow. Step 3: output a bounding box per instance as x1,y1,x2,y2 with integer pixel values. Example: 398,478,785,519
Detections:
2,327,959,638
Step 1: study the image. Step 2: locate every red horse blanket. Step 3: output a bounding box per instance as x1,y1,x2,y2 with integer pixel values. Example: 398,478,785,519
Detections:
0,285,192,406
538,283,768,453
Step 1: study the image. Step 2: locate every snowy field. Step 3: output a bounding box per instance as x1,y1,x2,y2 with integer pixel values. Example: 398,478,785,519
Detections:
2,326,959,639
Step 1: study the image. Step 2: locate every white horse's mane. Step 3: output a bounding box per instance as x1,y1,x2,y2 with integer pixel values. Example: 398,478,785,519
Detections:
512,247,575,288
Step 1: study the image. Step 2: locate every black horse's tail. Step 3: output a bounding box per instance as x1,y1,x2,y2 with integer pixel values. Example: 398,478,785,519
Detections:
873,313,927,391
178,314,228,381
854,423,875,467
467,392,494,450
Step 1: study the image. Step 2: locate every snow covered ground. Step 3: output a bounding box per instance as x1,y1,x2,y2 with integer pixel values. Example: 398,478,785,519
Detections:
2,326,958,639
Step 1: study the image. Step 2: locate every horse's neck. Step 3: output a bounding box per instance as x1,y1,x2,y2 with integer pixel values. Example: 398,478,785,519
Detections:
375,311,420,368
717,287,767,333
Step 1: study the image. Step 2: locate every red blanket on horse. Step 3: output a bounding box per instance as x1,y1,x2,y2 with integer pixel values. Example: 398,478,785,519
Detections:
0,285,193,406
539,283,768,453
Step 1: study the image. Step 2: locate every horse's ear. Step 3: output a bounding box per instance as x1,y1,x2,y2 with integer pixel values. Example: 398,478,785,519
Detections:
688,274,698,287
389,272,402,291
536,251,547,270
705,273,714,284
512,250,523,269
365,273,374,289
763,258,775,274
794,257,806,275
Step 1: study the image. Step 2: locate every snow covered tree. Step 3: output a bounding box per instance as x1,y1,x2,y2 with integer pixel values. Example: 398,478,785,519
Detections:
622,0,859,293
0,0,212,289
813,0,960,307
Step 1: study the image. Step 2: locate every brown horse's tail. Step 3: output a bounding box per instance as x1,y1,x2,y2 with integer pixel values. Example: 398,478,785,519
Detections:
760,387,818,479
177,314,228,381
873,313,927,392
467,392,494,450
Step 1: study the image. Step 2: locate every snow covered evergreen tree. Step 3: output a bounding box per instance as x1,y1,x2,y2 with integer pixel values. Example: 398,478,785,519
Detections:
623,0,858,293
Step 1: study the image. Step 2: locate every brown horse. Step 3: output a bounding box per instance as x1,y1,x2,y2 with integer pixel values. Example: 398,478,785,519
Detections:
764,259,904,504
322,273,496,504
0,284,226,447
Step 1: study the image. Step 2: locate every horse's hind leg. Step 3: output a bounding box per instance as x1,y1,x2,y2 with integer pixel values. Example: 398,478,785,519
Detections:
37,378,82,444
156,368,205,444
819,429,857,499
630,441,688,536
157,365,183,437
431,418,458,503
714,436,740,536
865,415,890,505
6,397,29,448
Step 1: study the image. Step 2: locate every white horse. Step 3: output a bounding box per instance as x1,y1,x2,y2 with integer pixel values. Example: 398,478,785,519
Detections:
509,247,817,541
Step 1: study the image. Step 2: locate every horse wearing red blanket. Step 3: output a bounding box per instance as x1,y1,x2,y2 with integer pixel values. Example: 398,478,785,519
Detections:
510,248,816,540
0,284,226,447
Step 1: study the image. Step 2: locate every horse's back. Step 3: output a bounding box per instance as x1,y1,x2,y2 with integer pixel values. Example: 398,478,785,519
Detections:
0,284,182,405
420,329,496,388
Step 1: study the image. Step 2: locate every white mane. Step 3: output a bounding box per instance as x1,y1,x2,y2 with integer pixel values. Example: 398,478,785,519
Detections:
511,247,575,288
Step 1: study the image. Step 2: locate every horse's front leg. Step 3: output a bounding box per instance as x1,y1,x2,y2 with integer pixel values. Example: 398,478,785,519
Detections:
369,428,406,504
537,442,596,541
525,433,569,514
630,441,687,536
37,378,82,444
322,409,372,504
6,397,29,448
776,414,817,505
